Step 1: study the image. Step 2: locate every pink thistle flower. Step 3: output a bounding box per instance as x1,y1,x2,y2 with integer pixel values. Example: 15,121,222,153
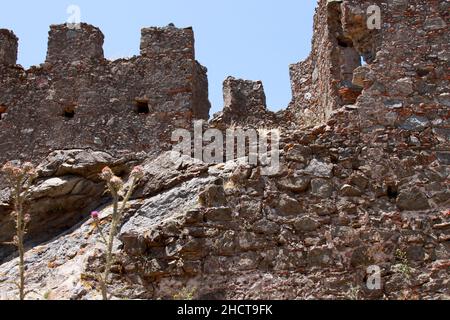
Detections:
91,211,100,220
130,166,145,179
22,162,34,172
1,162,15,175
24,214,31,223
2,162,23,178
110,176,124,192
100,167,114,181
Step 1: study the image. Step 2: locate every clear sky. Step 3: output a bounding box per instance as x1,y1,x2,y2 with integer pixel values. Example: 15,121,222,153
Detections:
0,0,316,114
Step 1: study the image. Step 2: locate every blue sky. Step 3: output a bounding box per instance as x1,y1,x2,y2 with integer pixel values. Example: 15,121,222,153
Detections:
0,0,316,114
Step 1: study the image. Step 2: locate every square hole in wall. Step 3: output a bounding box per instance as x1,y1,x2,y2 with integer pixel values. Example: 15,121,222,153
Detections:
387,184,399,199
135,100,150,114
63,105,76,119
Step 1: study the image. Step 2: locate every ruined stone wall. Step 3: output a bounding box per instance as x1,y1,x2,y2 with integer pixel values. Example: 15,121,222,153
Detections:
109,0,449,299
0,23,211,259
289,0,350,123
0,0,448,300
289,0,378,124
289,0,448,135
343,0,448,138
0,23,211,165
289,0,334,123
0,30,18,66
211,76,277,129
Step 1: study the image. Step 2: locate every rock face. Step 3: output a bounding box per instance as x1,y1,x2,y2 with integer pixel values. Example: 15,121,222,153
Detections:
0,142,448,300
0,149,144,262
0,0,449,300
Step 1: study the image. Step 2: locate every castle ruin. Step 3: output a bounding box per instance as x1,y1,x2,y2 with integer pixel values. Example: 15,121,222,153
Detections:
0,0,448,300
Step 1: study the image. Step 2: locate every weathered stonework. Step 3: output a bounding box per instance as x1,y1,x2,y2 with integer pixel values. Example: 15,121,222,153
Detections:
0,29,18,66
0,0,448,300
46,24,105,64
0,23,210,259
288,0,368,124
0,23,210,165
288,0,449,135
211,76,277,129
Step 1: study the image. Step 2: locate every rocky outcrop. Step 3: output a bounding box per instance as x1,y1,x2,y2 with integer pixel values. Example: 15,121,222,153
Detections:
0,149,144,262
0,117,448,299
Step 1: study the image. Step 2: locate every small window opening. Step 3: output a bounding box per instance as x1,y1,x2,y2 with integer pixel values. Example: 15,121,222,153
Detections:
416,68,430,77
337,37,353,48
135,100,150,114
387,184,399,199
63,105,76,119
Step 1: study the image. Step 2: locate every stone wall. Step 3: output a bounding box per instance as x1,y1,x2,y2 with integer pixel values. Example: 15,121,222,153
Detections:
112,125,449,299
0,23,211,166
289,0,449,137
211,76,277,129
109,0,449,299
0,29,18,66
46,23,105,64
288,0,377,124
289,0,342,123
0,0,448,300
0,23,211,258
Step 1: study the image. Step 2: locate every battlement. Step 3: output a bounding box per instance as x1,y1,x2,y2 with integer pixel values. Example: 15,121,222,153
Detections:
211,77,276,128
140,25,195,58
0,23,211,165
0,23,196,66
46,23,105,64
0,29,18,65
43,23,196,65
223,76,267,114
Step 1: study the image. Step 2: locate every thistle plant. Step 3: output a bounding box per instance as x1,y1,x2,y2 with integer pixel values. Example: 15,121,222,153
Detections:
173,287,196,301
1,161,37,300
93,166,144,300
395,249,412,279
345,285,361,300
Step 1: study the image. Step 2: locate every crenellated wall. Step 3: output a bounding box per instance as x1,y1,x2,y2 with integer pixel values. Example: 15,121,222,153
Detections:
0,0,449,300
0,29,18,66
46,23,105,64
0,23,211,166
0,23,212,260
211,76,277,129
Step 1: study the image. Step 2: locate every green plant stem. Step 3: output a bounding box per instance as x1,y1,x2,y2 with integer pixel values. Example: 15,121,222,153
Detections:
100,177,138,300
14,177,25,300
101,188,118,300
120,177,138,214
